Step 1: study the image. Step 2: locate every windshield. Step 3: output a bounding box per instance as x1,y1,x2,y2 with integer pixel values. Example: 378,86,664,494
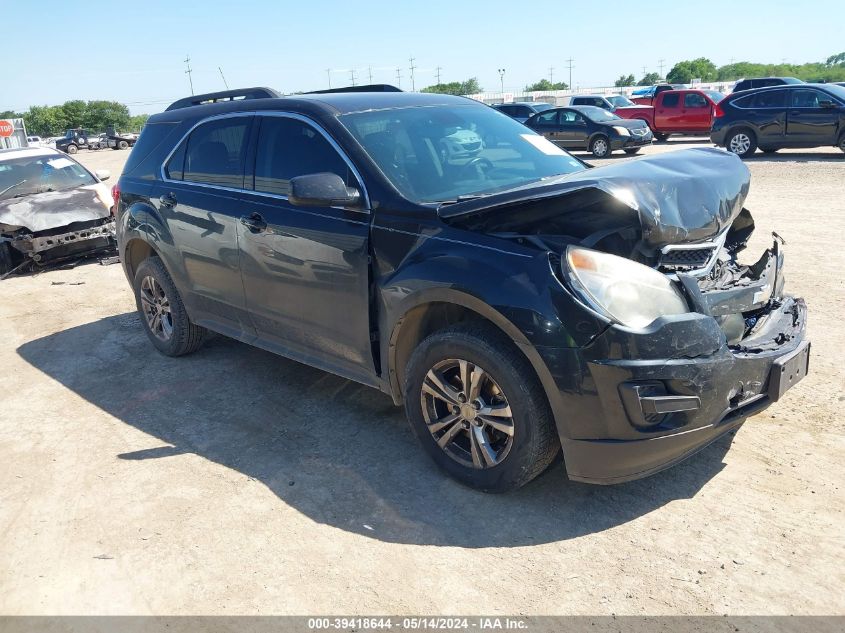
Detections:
703,90,726,103
579,106,621,122
607,95,635,107
340,104,585,204
0,154,96,201
532,103,553,112
824,84,845,102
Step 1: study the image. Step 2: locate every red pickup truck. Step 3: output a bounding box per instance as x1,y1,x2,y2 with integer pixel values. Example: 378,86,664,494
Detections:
616,89,726,141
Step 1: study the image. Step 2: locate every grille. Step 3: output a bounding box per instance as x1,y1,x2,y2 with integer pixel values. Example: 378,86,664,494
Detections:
659,246,717,271
461,141,481,151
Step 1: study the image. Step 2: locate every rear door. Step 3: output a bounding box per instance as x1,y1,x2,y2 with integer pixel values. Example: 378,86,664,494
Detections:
745,89,788,147
556,109,589,148
236,113,376,383
786,88,840,145
530,110,561,142
157,115,255,338
654,92,681,130
681,92,711,131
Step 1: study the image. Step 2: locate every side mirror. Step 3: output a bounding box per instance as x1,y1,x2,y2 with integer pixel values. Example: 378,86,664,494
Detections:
95,169,111,181
819,99,837,108
288,172,361,208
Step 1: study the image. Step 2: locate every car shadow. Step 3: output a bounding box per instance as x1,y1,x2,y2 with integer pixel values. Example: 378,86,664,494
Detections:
17,313,734,548
744,150,844,163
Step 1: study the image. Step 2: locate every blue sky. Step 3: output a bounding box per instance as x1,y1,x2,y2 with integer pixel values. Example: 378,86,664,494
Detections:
4,0,843,114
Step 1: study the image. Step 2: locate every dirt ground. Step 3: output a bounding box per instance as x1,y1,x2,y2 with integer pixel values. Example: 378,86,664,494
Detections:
1,141,843,616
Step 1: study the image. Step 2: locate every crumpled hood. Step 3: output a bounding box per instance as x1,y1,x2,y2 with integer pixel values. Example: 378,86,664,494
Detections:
0,184,112,233
440,147,751,248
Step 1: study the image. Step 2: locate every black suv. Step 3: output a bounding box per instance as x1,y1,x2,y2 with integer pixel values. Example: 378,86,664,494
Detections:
711,83,845,157
731,77,803,93
114,87,809,491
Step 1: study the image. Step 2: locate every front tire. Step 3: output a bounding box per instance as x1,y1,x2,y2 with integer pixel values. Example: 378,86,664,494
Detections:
589,135,611,158
404,323,560,492
654,132,669,142
726,127,757,158
624,148,641,155
66,144,78,154
118,140,129,149
133,257,207,356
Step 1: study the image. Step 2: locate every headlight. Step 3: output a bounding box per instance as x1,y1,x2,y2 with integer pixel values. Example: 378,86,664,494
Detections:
564,246,690,329
611,126,631,137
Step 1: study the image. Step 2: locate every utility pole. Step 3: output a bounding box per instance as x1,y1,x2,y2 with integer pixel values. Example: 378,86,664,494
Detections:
409,57,417,91
498,68,506,94
395,67,402,89
658,58,665,78
549,66,554,84
565,57,574,90
184,55,194,95
642,65,647,77
326,68,332,89
368,66,373,83
435,66,442,84
218,66,229,90
349,68,357,86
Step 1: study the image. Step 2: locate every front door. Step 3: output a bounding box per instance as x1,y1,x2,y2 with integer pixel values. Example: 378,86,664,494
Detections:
654,92,681,130
681,92,712,132
237,114,376,383
786,89,840,145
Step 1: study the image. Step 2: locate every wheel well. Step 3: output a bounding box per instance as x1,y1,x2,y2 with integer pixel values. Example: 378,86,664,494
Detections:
390,302,532,404
124,239,157,281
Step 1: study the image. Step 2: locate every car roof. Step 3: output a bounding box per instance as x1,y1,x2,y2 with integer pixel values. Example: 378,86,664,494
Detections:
0,147,63,161
495,101,545,107
573,94,607,99
150,91,479,124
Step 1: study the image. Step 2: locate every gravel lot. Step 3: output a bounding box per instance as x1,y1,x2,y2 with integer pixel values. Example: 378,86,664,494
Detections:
1,141,843,615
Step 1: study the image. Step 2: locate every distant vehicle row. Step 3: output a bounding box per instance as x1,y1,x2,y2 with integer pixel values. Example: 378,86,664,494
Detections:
55,127,139,154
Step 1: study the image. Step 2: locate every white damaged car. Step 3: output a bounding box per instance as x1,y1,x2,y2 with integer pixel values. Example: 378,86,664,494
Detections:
0,147,114,277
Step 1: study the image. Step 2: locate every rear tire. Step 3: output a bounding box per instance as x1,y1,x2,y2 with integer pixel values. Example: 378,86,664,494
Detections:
589,135,611,158
133,257,207,357
726,127,757,158
654,133,669,142
118,140,129,149
404,323,560,492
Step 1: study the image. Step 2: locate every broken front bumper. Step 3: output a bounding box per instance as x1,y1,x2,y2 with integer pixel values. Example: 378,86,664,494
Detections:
549,296,808,484
8,219,116,264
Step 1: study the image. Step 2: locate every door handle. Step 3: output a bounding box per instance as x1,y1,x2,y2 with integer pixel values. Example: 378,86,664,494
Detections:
240,212,267,232
159,192,177,208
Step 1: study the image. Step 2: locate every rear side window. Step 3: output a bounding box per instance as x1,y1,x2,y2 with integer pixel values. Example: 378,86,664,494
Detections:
534,111,559,125
181,117,251,188
253,117,350,196
684,93,708,108
661,93,680,107
122,122,178,178
752,90,786,108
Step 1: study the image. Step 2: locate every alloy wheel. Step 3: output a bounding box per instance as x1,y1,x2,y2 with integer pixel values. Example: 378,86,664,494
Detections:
593,138,609,157
139,276,174,341
420,358,515,469
729,133,751,155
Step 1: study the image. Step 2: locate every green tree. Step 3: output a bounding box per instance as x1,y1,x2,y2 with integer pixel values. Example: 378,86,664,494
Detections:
638,72,661,86
666,57,717,84
614,74,635,87
421,78,482,95
524,78,568,91
825,52,845,66
82,100,131,131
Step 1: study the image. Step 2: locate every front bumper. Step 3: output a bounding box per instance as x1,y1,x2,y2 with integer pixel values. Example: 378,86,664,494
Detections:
8,219,116,264
541,294,808,485
611,134,653,150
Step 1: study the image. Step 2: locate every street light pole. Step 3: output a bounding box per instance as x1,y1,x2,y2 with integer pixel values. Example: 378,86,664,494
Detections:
498,68,506,94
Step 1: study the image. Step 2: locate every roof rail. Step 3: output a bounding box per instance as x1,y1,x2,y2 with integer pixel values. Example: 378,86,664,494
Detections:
306,84,402,94
165,87,282,111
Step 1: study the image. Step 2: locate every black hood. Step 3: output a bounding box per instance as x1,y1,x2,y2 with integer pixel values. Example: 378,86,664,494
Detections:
0,185,111,234
439,147,751,248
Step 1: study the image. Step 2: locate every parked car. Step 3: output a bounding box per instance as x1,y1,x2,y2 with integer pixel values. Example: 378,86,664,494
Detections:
525,105,652,157
0,147,114,276
114,86,809,491
630,84,686,106
26,136,42,147
55,128,93,154
732,77,803,93
711,83,845,157
492,102,554,124
624,89,725,141
104,126,139,150
569,94,652,116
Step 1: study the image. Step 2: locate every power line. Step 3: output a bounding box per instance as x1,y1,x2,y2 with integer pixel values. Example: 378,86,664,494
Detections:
409,57,417,91
184,55,194,95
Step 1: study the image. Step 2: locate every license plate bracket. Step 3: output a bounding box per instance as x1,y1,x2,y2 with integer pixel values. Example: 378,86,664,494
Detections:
768,340,810,402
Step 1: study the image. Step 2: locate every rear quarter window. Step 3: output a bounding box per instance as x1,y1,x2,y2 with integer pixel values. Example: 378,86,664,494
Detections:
121,122,179,178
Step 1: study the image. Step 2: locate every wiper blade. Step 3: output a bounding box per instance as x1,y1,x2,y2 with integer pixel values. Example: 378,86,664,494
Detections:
0,180,26,198
437,194,486,209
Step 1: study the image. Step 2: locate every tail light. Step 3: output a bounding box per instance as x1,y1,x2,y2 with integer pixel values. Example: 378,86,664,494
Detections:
714,102,725,118
110,182,120,216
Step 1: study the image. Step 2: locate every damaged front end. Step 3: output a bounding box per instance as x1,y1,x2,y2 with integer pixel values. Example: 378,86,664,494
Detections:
0,185,116,277
441,147,809,483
